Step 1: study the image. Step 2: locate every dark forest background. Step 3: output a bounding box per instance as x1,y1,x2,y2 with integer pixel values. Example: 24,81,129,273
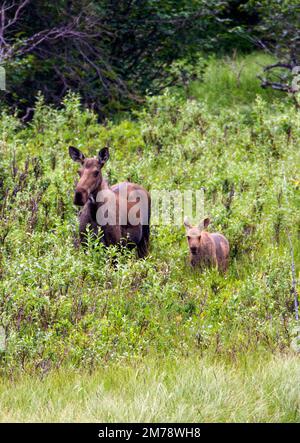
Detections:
0,0,299,118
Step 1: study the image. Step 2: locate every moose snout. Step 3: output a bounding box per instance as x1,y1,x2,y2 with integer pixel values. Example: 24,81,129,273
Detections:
190,246,198,255
74,189,88,206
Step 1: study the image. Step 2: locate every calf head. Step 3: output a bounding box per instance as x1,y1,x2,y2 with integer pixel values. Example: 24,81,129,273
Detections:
184,216,211,255
69,146,109,206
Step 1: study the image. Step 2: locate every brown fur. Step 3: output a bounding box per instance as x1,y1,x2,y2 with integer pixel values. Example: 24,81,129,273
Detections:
184,217,229,271
69,146,150,258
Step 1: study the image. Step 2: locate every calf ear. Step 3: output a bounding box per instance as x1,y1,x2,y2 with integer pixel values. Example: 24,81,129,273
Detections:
199,217,210,229
184,216,192,230
98,147,109,167
69,146,85,163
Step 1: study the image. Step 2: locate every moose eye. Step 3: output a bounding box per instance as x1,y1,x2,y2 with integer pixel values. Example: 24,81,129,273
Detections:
187,236,191,240
93,170,100,177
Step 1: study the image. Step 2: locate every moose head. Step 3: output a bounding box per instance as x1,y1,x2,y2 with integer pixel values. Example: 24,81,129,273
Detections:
69,146,109,206
183,216,211,256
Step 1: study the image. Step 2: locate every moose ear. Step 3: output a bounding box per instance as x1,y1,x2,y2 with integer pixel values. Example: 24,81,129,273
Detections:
98,147,109,166
69,146,85,163
199,217,210,229
184,216,192,230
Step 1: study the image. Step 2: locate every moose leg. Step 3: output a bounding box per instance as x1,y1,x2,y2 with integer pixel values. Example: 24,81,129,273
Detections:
121,225,148,258
137,224,150,258
137,202,151,258
79,200,99,244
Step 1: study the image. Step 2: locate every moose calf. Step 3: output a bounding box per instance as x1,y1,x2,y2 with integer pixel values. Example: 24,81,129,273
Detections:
184,217,229,271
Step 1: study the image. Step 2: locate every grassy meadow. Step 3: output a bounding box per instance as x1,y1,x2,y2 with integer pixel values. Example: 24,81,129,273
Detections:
0,355,299,422
0,53,299,422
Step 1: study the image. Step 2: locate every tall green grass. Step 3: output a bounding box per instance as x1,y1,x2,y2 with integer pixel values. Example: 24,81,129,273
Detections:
188,52,282,110
0,355,299,422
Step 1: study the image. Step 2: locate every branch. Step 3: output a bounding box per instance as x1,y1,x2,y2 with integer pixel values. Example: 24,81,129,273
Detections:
0,0,29,51
3,0,29,31
0,2,102,62
14,24,96,57
258,76,290,92
263,63,294,72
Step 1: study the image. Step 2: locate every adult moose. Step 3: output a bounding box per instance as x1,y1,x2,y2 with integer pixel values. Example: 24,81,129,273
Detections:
69,146,150,258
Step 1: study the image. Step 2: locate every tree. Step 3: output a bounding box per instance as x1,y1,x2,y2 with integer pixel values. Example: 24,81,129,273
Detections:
0,0,227,118
245,1,300,107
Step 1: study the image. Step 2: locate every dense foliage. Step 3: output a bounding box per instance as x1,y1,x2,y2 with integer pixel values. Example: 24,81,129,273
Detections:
0,56,299,374
1,0,231,117
1,0,291,117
